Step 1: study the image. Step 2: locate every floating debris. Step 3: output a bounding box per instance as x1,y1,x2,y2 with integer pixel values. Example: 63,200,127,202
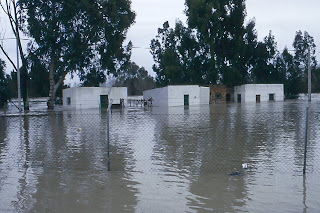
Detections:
228,171,243,176
242,163,248,170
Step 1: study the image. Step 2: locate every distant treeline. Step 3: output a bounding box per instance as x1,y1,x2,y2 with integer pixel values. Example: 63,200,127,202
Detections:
150,1,319,99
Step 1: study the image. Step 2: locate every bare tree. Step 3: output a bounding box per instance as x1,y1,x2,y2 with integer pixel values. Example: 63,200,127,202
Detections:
0,0,28,109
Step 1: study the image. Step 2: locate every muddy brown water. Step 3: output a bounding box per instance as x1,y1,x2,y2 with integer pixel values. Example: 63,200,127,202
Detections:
0,100,320,212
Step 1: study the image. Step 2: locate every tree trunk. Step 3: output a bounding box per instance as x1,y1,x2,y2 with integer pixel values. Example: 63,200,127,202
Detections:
47,54,65,109
47,55,56,109
21,64,29,110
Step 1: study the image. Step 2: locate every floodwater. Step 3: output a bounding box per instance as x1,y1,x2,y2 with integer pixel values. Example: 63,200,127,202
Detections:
0,99,320,212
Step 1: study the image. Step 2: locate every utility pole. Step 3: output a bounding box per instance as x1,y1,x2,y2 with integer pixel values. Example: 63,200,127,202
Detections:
307,46,311,102
14,0,22,112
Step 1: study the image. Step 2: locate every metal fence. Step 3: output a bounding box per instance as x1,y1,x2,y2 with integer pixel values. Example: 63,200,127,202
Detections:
1,107,320,212
1,109,319,176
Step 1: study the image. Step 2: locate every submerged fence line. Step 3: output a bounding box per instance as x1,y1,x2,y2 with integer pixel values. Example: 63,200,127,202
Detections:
0,110,319,175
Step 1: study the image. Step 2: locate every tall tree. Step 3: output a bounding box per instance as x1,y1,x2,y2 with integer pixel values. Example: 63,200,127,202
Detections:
28,52,49,97
293,30,317,93
251,31,279,83
19,0,135,108
243,19,258,82
150,21,207,86
185,0,247,86
275,48,301,98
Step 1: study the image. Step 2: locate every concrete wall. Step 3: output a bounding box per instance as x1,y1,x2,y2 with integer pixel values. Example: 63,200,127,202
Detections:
168,85,202,107
143,85,210,107
234,84,284,103
234,85,246,102
143,87,168,107
200,87,210,105
63,87,127,109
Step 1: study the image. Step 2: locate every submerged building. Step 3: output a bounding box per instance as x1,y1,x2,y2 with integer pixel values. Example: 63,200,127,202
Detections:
63,87,127,109
234,84,284,103
143,85,210,107
210,85,234,103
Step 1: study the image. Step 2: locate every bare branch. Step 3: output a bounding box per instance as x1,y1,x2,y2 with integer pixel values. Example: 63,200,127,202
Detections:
13,0,25,59
0,0,26,68
0,42,18,71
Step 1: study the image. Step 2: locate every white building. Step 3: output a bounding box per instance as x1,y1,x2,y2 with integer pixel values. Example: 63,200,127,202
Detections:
143,85,210,107
234,84,284,103
63,87,127,109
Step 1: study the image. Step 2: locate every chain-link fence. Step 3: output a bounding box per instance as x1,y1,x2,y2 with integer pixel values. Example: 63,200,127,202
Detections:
1,108,320,212
109,110,320,176
1,109,319,175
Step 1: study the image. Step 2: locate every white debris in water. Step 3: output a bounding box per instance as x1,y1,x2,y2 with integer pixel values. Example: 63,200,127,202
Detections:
242,163,248,170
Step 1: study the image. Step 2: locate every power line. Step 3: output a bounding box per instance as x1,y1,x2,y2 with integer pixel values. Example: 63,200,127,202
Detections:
132,46,151,49
133,46,320,54
0,38,32,41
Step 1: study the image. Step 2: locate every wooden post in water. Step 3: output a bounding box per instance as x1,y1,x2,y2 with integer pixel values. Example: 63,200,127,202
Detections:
107,99,113,171
307,46,311,102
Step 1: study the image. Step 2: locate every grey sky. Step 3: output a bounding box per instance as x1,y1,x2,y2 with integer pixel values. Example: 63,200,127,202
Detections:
127,0,320,76
1,0,319,83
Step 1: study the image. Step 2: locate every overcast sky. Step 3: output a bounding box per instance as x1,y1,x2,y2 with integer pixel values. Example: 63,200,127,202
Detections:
1,0,320,83
126,0,320,76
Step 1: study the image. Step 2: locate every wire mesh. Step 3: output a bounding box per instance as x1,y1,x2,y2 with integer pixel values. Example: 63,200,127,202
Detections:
1,108,320,212
0,110,319,176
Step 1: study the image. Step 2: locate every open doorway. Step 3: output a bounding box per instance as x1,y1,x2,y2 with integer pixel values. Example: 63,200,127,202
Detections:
100,95,109,108
256,95,261,102
184,94,189,106
237,94,241,103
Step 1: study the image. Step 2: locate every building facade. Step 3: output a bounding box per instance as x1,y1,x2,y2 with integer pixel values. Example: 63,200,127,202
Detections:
143,85,210,107
210,85,234,104
63,87,127,110
234,84,284,103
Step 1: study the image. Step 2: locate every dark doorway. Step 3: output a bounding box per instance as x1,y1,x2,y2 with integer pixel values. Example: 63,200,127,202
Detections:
256,95,261,103
66,97,71,105
184,95,189,106
226,94,231,102
100,95,109,108
237,94,241,103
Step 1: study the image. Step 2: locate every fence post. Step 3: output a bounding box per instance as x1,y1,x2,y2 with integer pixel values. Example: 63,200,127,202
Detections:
303,106,309,175
107,99,113,171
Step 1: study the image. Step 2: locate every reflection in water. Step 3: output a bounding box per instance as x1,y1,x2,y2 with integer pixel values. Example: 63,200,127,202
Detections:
0,113,139,212
303,175,307,213
0,100,320,212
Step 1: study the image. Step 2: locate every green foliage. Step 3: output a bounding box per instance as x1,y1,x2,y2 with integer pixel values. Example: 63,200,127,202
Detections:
251,31,279,83
152,0,255,86
186,0,247,86
293,31,317,71
293,30,317,93
312,67,320,93
0,59,10,107
151,21,209,86
6,71,17,99
150,2,318,99
114,62,155,96
275,48,301,99
28,53,49,97
19,0,136,108
80,69,106,87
